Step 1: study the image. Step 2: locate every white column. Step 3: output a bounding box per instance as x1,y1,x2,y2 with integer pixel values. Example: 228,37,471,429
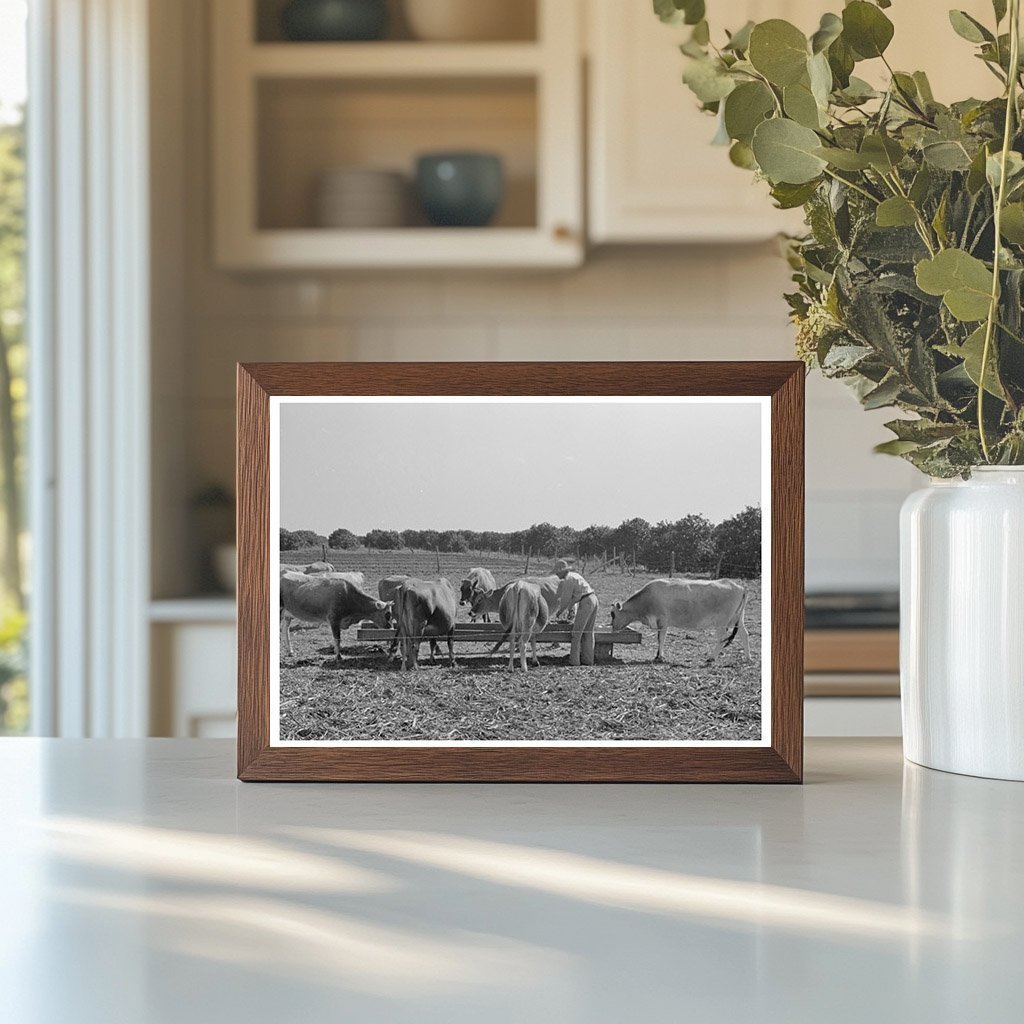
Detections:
28,0,150,737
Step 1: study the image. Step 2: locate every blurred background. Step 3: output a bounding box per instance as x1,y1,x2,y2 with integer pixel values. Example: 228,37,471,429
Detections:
0,0,997,740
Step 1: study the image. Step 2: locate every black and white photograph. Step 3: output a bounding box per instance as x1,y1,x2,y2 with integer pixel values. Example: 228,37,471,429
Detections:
270,396,770,746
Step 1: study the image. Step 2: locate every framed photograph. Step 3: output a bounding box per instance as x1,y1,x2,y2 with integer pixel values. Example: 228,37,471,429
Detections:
237,362,803,782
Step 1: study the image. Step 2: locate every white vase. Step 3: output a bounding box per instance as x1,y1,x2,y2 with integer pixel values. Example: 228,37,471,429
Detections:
900,467,1024,780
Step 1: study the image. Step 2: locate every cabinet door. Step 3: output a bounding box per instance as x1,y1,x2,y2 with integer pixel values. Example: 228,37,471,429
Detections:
587,0,810,242
588,0,995,244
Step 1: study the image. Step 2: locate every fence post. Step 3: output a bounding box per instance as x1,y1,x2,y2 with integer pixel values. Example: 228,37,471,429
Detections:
670,551,675,578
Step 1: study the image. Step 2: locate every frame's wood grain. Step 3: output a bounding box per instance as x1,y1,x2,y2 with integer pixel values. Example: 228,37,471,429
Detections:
237,362,804,783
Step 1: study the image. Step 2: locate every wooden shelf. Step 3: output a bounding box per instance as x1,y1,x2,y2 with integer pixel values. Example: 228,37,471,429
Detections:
805,629,900,675
218,227,580,270
150,597,236,623
249,42,544,78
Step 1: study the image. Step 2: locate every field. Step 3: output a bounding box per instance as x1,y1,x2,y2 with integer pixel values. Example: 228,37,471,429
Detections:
278,548,763,743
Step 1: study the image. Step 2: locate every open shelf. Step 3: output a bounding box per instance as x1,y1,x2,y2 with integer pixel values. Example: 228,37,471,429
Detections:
257,76,537,232
254,0,538,44
212,0,582,268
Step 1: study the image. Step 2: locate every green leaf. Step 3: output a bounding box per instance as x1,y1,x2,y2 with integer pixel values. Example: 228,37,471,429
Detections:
967,144,991,193
814,146,872,170
653,0,705,26
724,20,755,53
837,76,879,104
986,150,1024,191
915,249,994,322
723,81,775,144
922,140,973,171
682,57,736,104
748,20,809,86
682,0,705,25
909,164,933,205
875,439,922,455
932,190,950,247
948,10,994,44
807,51,833,109
863,374,903,409
771,180,820,209
827,35,855,88
940,326,1006,398
842,1,895,59
860,133,904,173
876,197,918,228
1000,203,1024,244
784,80,824,129
810,12,843,54
751,118,828,184
729,140,757,169
913,71,935,104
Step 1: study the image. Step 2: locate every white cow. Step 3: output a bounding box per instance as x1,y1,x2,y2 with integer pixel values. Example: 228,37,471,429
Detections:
278,561,346,578
459,567,498,621
499,579,550,672
610,578,750,664
471,575,560,622
280,572,392,661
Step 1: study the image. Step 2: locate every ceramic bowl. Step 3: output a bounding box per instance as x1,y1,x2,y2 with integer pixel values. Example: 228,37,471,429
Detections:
415,152,504,228
316,168,407,228
281,0,388,42
403,0,534,42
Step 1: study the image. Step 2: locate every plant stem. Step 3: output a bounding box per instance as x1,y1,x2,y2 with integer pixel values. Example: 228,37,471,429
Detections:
884,171,939,254
822,167,881,205
979,0,1021,462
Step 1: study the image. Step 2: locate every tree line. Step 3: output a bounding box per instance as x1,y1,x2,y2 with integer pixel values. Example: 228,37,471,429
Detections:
280,506,761,578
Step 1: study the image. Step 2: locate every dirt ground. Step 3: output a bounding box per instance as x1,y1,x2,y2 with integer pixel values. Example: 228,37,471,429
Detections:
278,550,762,743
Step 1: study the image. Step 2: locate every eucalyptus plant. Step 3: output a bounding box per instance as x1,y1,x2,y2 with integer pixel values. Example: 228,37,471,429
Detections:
658,0,1024,475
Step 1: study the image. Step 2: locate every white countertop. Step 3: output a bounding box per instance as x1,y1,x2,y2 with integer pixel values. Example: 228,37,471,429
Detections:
1,738,1020,1023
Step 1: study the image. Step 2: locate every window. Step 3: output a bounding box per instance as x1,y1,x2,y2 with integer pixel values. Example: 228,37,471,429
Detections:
0,0,27,734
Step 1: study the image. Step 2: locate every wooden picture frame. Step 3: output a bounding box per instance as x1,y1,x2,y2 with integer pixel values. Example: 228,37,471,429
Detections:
237,362,804,782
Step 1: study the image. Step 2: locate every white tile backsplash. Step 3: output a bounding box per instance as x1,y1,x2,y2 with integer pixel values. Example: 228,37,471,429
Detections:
182,251,916,592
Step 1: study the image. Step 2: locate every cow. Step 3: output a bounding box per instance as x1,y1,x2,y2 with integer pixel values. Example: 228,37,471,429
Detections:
280,572,392,662
278,561,345,578
499,580,550,671
378,574,440,662
609,578,750,664
481,575,562,657
304,560,336,574
459,567,497,621
470,574,561,623
394,578,458,671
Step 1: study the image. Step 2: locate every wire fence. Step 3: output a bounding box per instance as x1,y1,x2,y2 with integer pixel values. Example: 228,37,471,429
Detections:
279,545,762,582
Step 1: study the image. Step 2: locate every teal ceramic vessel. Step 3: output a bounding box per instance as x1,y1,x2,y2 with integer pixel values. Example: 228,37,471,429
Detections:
415,152,505,227
281,0,388,42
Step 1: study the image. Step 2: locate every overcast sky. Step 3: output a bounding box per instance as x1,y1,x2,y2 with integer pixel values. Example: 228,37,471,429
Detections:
278,399,763,534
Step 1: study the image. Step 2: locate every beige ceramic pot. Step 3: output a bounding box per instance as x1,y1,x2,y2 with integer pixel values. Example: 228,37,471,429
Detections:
403,0,534,41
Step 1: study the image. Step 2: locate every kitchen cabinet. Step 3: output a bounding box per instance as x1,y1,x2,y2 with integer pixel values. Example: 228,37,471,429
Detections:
587,0,814,243
586,0,998,244
211,0,583,269
150,601,237,738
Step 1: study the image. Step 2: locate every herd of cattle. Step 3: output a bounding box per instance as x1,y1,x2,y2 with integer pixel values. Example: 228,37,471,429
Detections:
279,560,752,673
